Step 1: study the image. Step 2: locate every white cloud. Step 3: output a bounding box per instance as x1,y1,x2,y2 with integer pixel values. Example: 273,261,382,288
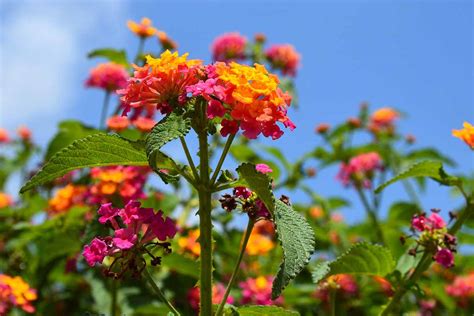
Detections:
0,1,127,143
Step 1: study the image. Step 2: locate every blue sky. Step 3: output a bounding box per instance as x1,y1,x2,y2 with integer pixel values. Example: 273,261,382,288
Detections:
1,0,473,224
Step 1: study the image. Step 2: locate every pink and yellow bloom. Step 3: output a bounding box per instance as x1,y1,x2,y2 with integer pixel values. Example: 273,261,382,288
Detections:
86,62,129,92
240,276,282,305
0,128,9,143
337,152,382,188
107,115,130,132
445,271,474,308
127,17,157,38
452,122,474,148
211,32,247,62
265,44,301,76
0,274,37,314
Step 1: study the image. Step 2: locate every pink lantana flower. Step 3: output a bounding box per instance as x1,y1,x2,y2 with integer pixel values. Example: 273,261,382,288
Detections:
434,248,454,268
256,163,273,174
83,238,108,267
113,228,138,250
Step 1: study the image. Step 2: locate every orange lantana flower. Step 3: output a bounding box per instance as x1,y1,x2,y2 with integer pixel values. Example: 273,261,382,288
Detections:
127,17,157,38
452,122,474,148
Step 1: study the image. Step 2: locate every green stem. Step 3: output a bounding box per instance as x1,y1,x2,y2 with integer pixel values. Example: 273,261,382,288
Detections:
143,267,181,315
110,279,117,316
381,199,474,315
134,37,146,65
210,133,235,186
197,102,213,316
100,91,111,130
180,136,200,182
215,220,254,316
329,287,336,316
355,186,385,245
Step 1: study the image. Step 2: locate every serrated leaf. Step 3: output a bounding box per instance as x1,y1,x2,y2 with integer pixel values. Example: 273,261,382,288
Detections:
88,48,128,66
237,305,299,315
272,199,315,299
236,163,275,213
45,120,102,160
375,160,461,194
20,134,147,193
146,112,191,153
312,243,395,284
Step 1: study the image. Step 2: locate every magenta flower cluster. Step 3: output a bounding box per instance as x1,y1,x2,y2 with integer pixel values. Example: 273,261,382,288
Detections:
409,210,457,268
83,200,177,277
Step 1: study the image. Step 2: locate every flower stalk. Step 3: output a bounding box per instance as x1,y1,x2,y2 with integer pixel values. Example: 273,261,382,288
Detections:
215,219,255,316
143,267,181,315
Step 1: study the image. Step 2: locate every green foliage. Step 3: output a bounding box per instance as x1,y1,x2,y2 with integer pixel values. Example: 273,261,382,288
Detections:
236,305,300,315
88,48,129,66
20,134,148,193
312,243,395,284
236,163,275,213
45,120,102,160
272,200,315,299
375,160,461,194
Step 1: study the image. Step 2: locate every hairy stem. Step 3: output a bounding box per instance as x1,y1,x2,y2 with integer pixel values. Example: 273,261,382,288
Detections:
197,102,213,316
381,198,473,315
100,91,111,130
110,279,118,316
210,133,235,186
215,219,254,316
180,136,199,181
355,187,385,245
143,267,181,315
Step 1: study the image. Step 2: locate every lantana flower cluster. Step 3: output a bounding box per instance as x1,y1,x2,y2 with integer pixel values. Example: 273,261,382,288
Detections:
315,274,358,302
337,152,382,188
178,229,201,257
368,107,399,135
265,44,301,77
119,50,295,140
211,32,247,62
82,200,177,278
47,184,87,216
107,115,157,133
240,276,282,305
406,209,457,268
445,271,474,308
0,274,37,315
452,121,474,149
89,166,149,204
0,126,32,144
85,62,129,92
0,192,13,209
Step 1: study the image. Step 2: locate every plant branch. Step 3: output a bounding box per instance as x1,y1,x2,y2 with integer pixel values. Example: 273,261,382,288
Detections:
180,136,200,181
100,91,111,130
210,133,235,186
355,186,386,245
215,219,254,316
143,267,181,315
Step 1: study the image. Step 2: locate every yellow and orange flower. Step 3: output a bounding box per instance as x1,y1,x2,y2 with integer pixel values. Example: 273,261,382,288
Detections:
157,30,177,51
178,229,201,257
127,17,158,38
369,107,399,134
246,232,274,256
452,122,474,148
309,206,324,219
215,62,294,139
119,51,202,114
48,184,86,215
0,192,13,208
0,274,37,314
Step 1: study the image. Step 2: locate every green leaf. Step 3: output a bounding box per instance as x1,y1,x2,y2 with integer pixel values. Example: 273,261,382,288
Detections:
20,134,148,193
236,163,275,214
145,112,191,172
272,199,315,299
405,148,456,167
88,48,128,66
375,161,461,194
387,202,419,223
237,305,299,316
312,243,395,284
45,120,101,160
